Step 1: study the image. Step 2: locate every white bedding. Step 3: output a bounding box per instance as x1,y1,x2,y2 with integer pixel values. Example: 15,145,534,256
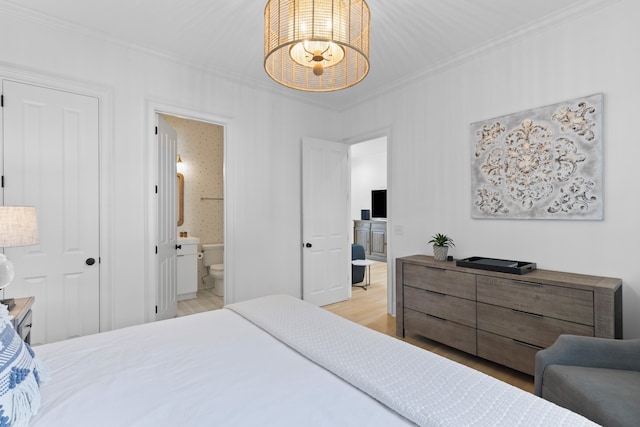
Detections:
30,295,596,426
228,295,597,427
31,306,410,426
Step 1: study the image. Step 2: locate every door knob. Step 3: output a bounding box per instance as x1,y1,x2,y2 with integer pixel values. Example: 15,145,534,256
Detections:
86,258,96,266
176,244,182,250
305,243,312,248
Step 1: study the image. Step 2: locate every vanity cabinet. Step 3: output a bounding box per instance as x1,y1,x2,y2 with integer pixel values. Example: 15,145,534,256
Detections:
396,255,622,375
353,220,387,261
177,237,199,300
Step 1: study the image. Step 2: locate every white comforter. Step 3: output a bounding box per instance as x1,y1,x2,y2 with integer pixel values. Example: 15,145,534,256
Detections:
227,295,596,427
31,306,411,426
31,294,596,426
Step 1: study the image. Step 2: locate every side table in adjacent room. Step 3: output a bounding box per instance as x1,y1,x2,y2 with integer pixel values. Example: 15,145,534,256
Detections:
351,259,376,290
8,296,34,345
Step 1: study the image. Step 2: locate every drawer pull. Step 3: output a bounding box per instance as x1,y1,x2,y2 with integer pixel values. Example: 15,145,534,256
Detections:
512,309,543,319
425,266,446,272
425,289,447,297
514,280,542,287
512,339,543,350
426,313,446,322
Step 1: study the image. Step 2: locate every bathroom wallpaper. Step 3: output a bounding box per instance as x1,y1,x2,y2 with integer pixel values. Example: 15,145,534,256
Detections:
161,114,224,289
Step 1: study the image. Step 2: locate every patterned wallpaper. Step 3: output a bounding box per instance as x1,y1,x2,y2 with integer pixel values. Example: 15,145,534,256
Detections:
161,114,224,288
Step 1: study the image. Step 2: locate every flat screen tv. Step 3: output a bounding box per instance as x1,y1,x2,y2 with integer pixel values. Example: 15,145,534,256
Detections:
371,189,387,219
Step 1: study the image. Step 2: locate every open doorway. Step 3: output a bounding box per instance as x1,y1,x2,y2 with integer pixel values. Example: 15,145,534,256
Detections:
350,136,388,308
159,115,225,317
145,101,229,322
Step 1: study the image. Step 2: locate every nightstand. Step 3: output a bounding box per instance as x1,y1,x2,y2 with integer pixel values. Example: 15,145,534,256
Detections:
8,297,34,345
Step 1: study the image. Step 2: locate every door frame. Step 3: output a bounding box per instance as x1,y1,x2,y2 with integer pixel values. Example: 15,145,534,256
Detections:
343,127,394,315
0,64,114,330
144,100,231,322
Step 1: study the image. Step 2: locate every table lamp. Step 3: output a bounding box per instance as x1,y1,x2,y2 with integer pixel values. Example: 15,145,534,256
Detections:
0,206,39,310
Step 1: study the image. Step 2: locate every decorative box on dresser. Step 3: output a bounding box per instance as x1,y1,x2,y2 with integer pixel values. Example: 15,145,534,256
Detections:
396,255,622,375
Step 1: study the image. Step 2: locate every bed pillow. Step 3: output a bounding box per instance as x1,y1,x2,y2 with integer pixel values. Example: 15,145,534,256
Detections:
0,304,49,427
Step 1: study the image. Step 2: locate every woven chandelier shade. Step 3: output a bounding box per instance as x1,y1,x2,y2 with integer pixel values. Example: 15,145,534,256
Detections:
264,0,370,92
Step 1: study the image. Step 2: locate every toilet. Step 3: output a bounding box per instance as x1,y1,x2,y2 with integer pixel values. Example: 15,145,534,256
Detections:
202,243,224,297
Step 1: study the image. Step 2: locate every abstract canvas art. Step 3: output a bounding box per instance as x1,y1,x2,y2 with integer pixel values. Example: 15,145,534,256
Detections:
471,93,603,220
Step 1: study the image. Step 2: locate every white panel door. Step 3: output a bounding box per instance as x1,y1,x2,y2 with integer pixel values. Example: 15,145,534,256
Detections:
2,80,100,345
302,137,350,306
156,116,177,320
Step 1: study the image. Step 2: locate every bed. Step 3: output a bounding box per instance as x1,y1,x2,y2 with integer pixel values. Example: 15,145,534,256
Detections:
17,295,596,426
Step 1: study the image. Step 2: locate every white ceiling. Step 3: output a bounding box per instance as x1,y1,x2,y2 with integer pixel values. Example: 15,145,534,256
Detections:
0,0,610,109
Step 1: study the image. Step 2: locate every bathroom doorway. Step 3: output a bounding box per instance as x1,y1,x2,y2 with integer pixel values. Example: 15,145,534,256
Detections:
159,114,225,315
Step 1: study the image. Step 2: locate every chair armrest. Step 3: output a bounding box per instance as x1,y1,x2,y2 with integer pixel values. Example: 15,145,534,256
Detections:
534,335,640,396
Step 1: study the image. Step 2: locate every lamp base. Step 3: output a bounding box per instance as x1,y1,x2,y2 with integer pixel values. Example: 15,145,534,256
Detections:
0,298,15,311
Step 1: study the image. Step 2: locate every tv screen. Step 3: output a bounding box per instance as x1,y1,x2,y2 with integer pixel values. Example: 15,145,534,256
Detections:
371,189,387,218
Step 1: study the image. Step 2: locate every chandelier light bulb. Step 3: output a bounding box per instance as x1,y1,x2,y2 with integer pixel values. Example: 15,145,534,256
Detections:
313,62,324,76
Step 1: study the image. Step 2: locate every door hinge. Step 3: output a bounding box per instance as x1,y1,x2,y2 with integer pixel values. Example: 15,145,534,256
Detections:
1,176,3,188
155,185,158,194
155,246,158,254
1,94,3,107
155,305,158,314
155,126,158,135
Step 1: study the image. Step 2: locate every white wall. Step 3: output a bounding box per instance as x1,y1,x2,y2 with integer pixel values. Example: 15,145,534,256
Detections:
350,137,387,222
0,11,340,330
342,0,640,338
3,1,639,340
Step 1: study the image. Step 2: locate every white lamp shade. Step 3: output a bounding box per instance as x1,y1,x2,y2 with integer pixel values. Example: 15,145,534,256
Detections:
0,206,39,292
0,206,39,247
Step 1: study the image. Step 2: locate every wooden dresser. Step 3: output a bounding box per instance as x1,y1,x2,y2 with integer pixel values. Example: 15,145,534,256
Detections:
353,220,387,261
396,255,622,375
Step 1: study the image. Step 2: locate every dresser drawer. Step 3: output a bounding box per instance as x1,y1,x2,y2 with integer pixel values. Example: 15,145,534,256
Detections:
404,286,476,328
371,222,386,232
354,221,371,231
477,276,593,325
477,330,538,375
477,303,593,348
404,308,477,354
403,263,476,300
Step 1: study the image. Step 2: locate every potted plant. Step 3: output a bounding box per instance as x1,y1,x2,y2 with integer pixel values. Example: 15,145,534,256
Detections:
428,233,454,261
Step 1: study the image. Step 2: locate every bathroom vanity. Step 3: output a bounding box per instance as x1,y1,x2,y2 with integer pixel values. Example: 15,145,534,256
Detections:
177,236,200,300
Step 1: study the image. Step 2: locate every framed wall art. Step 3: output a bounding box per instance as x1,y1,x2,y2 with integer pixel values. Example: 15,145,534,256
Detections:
471,93,603,220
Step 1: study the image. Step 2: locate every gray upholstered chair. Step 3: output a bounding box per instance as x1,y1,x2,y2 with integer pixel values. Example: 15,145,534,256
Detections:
535,334,640,427
351,244,366,284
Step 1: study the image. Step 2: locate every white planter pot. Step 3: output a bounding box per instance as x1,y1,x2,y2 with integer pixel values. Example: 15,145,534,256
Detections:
433,245,449,261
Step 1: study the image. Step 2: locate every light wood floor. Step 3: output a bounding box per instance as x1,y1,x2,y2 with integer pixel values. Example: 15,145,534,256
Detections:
178,261,534,393
324,261,534,393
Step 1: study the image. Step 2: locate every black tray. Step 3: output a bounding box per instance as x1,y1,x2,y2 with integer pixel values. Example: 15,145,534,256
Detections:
455,256,536,275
